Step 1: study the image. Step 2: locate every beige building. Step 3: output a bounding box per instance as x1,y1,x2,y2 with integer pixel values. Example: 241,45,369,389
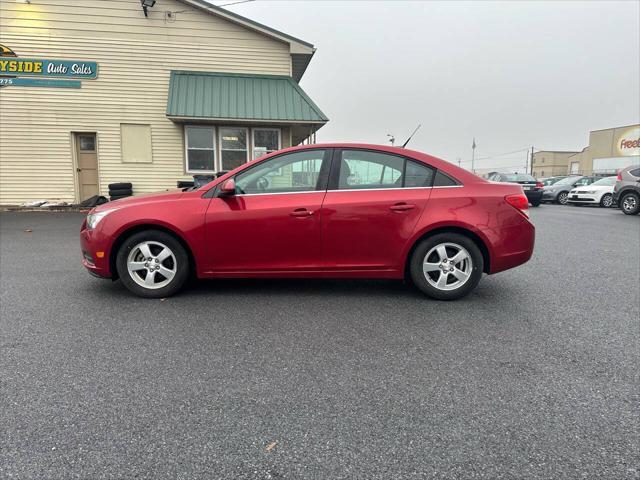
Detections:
0,0,328,205
568,124,639,175
533,123,639,178
531,151,579,178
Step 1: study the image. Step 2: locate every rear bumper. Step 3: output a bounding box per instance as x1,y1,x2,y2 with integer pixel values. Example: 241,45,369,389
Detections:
524,190,543,203
80,227,113,278
483,219,535,274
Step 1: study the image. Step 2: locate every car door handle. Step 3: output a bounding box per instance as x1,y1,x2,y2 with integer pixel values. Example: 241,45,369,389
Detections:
290,208,314,217
389,203,415,212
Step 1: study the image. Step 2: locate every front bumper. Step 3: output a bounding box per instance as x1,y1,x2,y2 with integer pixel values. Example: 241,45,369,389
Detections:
566,193,598,204
80,223,112,278
542,190,558,201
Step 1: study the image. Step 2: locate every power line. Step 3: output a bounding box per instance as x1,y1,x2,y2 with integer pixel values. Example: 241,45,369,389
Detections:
473,147,530,162
217,0,255,6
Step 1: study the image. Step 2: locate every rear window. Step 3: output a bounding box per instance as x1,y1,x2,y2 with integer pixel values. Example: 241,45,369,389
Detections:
501,174,536,182
433,171,459,186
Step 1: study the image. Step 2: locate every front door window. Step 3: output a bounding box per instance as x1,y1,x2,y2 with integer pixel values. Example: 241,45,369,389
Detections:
235,149,327,194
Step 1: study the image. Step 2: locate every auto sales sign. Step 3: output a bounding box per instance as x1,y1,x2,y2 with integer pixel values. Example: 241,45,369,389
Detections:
0,44,97,88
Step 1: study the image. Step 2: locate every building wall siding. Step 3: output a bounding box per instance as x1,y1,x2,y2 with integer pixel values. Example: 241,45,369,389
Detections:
0,0,291,204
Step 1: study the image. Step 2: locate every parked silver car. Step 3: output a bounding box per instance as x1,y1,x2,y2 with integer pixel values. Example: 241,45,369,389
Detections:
542,175,596,205
613,165,640,215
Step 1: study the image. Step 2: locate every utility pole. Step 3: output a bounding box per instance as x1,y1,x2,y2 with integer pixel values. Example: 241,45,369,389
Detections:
530,146,534,175
471,138,476,173
457,158,461,168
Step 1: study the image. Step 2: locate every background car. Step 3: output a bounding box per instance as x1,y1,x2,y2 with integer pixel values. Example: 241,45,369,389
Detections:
613,165,640,215
539,176,567,186
566,176,617,207
487,172,543,206
81,144,535,301
542,175,597,205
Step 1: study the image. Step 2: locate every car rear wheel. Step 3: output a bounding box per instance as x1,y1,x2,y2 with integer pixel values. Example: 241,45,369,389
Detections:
556,192,569,205
116,230,190,298
410,233,483,300
600,193,613,208
620,192,640,215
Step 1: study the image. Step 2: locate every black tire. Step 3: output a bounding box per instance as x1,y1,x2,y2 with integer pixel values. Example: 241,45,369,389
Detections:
108,188,133,196
110,194,131,201
620,192,640,215
108,182,132,190
600,193,613,208
530,200,541,207
409,233,484,301
556,191,569,205
177,181,194,189
116,230,190,298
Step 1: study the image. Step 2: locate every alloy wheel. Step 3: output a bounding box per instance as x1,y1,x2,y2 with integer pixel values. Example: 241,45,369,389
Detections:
558,192,568,205
622,195,637,213
602,194,613,208
422,242,473,291
127,241,177,289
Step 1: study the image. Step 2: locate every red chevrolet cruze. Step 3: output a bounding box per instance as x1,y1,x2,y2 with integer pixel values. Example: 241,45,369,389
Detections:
80,144,534,300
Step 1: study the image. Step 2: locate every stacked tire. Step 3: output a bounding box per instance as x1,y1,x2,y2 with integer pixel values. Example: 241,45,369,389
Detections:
108,182,133,201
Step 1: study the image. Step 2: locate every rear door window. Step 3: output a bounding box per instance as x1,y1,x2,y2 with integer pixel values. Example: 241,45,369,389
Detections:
334,150,435,190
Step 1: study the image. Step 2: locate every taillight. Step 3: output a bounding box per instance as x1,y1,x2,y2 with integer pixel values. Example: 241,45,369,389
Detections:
505,193,530,217
535,181,543,189
617,172,622,181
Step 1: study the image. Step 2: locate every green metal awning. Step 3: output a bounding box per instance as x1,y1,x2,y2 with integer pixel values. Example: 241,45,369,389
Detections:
166,71,328,124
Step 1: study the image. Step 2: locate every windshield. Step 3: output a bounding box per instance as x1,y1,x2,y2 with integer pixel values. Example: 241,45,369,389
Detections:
542,177,565,186
502,174,536,182
590,176,617,186
554,176,580,186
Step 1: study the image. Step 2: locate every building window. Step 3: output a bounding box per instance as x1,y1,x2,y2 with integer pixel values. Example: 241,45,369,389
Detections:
185,126,215,173
252,128,281,159
570,161,579,174
78,134,95,151
219,127,248,171
121,124,152,163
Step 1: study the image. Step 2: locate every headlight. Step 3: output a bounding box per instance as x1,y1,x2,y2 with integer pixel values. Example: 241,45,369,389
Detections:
86,210,114,229
583,190,596,194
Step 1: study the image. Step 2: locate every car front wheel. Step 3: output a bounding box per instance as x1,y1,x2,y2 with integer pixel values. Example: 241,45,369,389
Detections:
600,193,613,208
556,192,569,205
410,233,484,300
116,230,190,298
620,192,640,215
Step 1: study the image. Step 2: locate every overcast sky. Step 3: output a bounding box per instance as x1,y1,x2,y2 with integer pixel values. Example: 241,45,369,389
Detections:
219,0,639,171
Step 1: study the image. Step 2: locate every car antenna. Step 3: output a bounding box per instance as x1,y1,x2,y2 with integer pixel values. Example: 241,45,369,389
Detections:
401,124,422,148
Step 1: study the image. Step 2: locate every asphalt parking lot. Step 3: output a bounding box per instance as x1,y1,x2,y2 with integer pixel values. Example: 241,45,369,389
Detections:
1,205,638,479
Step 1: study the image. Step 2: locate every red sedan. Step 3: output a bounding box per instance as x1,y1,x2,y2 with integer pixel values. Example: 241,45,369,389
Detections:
80,144,534,300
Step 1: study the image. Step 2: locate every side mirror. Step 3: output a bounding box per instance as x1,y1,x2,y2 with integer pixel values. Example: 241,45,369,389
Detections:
220,179,236,196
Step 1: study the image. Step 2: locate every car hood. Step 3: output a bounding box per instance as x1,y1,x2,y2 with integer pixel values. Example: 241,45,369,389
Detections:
570,185,613,192
93,190,185,212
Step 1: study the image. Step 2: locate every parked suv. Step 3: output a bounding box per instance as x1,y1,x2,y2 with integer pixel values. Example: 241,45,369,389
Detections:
613,165,640,215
